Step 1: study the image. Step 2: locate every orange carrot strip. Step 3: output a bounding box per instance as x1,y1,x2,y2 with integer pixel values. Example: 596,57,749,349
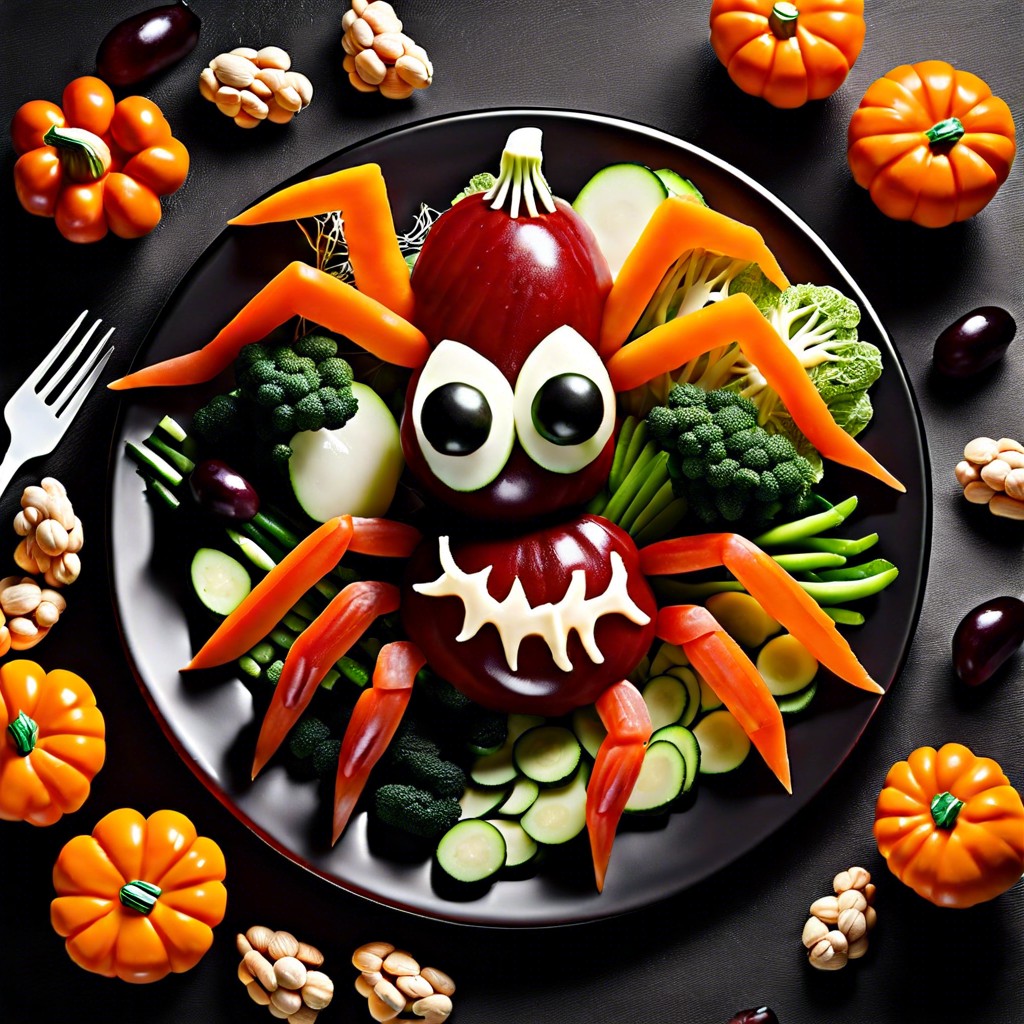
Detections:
251,581,401,779
641,533,883,695
608,293,904,491
332,641,424,843
108,261,429,390
658,604,792,794
184,516,354,671
587,680,651,892
599,198,790,356
229,163,414,320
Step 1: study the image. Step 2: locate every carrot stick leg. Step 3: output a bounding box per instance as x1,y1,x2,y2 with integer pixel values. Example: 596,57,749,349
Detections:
607,293,904,491
657,604,791,793
641,532,882,694
252,581,402,778
229,163,414,320
331,641,425,844
587,680,652,892
109,262,429,390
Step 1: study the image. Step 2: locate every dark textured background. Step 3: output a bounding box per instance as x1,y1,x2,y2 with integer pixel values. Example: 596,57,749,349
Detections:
1,2,1022,1022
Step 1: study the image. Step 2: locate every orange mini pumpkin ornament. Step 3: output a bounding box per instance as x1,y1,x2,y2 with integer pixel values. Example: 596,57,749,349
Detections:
51,807,227,983
848,61,1016,227
709,0,865,108
874,743,1024,909
0,659,105,826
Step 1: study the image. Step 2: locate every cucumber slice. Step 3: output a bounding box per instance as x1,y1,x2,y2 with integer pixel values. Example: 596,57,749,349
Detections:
513,725,581,786
571,705,607,760
666,666,701,727
756,634,819,696
648,641,689,678
470,745,519,788
624,740,686,813
650,724,700,793
459,784,509,820
777,679,818,714
705,592,781,649
698,673,724,712
694,709,751,775
642,674,689,730
436,819,506,883
508,713,546,742
654,168,705,204
499,777,540,817
520,766,589,845
573,163,668,279
486,819,539,869
190,548,251,616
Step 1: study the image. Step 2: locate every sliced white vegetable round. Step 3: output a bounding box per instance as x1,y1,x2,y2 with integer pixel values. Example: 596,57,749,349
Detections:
756,633,819,696
694,709,751,775
411,340,515,491
485,819,539,868
190,548,251,616
706,591,781,649
624,740,686,812
288,382,403,520
435,819,506,883
512,325,615,474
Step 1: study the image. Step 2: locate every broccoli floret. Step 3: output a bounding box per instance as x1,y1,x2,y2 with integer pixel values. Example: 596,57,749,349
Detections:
319,357,353,390
452,172,496,204
465,709,508,755
374,784,461,839
192,393,245,447
294,333,338,362
271,403,297,435
295,392,326,432
288,716,332,760
266,660,284,685
647,385,819,529
421,671,474,714
311,738,341,779
392,748,466,799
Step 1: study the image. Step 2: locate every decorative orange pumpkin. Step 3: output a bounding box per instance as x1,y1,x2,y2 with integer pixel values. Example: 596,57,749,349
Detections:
848,61,1017,227
708,0,865,108
874,743,1024,909
51,807,228,983
0,659,105,826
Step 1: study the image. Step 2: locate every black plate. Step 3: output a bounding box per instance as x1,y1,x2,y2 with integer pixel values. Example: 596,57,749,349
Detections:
108,109,930,926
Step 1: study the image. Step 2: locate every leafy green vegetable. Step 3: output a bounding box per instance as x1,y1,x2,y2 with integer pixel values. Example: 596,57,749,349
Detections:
374,784,462,839
452,172,496,204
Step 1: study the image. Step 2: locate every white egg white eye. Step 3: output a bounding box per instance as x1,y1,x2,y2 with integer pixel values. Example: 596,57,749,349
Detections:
513,325,616,474
412,339,515,491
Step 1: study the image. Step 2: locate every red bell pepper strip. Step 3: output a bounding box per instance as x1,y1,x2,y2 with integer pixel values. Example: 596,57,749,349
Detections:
657,604,791,793
608,293,905,492
251,580,401,778
640,532,883,695
587,680,652,892
332,641,425,844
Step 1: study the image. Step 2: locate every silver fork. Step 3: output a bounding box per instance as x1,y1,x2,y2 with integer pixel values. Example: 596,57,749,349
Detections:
0,310,115,497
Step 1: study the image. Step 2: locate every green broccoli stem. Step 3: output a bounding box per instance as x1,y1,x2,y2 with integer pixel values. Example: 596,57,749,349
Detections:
752,495,859,547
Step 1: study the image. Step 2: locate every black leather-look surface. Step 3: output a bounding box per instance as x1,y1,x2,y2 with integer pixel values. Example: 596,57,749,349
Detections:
1,2,1021,1022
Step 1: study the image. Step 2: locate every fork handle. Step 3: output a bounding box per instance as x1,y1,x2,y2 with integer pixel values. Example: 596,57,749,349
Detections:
0,441,31,500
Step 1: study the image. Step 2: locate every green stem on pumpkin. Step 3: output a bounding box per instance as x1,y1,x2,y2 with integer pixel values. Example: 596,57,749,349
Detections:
930,790,964,829
7,711,38,756
119,879,162,914
925,118,966,147
769,1,799,39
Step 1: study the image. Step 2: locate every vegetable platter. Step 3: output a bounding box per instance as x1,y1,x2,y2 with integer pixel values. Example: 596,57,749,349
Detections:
108,109,929,926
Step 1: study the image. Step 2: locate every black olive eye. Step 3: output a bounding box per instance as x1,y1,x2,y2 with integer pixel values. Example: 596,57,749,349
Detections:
420,382,493,455
530,373,603,446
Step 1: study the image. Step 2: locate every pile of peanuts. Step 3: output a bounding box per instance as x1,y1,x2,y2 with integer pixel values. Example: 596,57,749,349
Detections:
352,941,454,1022
955,436,1024,520
14,478,82,587
200,47,313,127
801,866,877,971
237,926,334,1022
341,0,434,99
0,576,66,653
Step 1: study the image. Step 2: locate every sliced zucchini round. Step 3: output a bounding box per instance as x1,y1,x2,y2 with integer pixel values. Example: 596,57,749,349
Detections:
572,162,668,279
694,709,751,775
571,705,607,760
624,741,686,813
757,634,819,696
666,665,702,727
486,819,539,869
499,776,540,817
777,679,818,714
470,745,519,788
642,674,689,730
520,767,588,845
513,725,581,785
647,640,689,678
697,674,724,713
459,783,509,820
190,548,251,616
705,591,781,649
436,819,506,883
654,168,706,204
650,724,700,794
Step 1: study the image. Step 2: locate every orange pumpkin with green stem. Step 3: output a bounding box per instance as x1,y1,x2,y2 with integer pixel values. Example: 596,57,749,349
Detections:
709,0,866,108
874,743,1024,908
10,76,189,242
848,61,1017,228
0,659,105,826
51,807,227,982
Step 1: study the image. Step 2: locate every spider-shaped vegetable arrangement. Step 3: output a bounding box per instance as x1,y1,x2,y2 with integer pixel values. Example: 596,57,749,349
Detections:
112,129,903,891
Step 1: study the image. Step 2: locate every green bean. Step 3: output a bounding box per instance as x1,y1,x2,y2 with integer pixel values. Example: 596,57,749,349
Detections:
753,495,859,547
773,551,847,572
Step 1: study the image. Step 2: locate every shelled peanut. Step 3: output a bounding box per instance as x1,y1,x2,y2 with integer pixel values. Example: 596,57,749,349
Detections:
352,941,455,1022
0,576,66,651
200,47,313,128
801,866,877,971
341,0,433,100
955,437,1024,520
13,478,82,586
237,926,334,1022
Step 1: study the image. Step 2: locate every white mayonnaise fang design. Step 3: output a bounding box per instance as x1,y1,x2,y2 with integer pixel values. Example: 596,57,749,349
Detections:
413,536,652,672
